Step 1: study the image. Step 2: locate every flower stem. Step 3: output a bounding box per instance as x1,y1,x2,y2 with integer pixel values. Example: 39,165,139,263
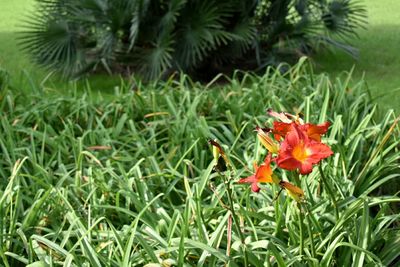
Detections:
293,172,305,257
318,165,339,220
297,203,304,257
293,172,302,188
220,172,249,266
302,203,316,258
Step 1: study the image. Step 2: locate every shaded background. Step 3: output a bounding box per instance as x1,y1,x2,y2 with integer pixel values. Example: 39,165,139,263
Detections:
1,0,399,110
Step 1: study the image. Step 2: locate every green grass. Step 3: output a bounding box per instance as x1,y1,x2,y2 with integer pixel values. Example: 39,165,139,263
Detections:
0,0,71,92
0,0,39,87
0,0,122,93
315,0,400,111
1,62,399,266
1,1,400,265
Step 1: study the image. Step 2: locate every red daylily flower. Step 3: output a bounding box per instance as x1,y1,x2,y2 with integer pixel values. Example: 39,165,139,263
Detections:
272,121,330,142
239,155,273,192
276,124,333,175
267,109,330,142
300,122,330,142
272,121,292,141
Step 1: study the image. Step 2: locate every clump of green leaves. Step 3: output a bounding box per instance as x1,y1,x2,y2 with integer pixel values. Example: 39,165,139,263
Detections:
0,61,399,266
20,0,366,80
0,67,9,91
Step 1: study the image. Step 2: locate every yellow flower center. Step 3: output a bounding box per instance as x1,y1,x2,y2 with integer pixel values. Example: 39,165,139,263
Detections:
292,144,309,162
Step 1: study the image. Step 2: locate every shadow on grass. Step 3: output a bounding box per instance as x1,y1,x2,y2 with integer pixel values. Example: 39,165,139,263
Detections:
2,24,400,103
314,24,400,112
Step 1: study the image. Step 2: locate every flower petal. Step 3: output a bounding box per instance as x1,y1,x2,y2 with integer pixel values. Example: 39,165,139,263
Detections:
267,109,293,123
276,156,299,171
238,175,256,184
300,122,330,141
256,164,273,183
272,121,292,140
251,182,261,192
286,123,308,147
256,127,279,153
238,155,275,193
276,123,333,174
299,161,313,175
238,175,261,193
307,142,334,164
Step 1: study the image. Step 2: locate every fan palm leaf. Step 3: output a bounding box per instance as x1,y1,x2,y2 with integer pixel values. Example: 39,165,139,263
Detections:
19,0,367,80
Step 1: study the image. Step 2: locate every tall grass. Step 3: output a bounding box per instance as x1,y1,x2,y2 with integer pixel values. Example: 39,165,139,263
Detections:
0,60,399,266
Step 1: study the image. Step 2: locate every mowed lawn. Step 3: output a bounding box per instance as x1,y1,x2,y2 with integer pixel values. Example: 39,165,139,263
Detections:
1,0,399,110
0,0,120,93
0,0,39,85
315,0,400,111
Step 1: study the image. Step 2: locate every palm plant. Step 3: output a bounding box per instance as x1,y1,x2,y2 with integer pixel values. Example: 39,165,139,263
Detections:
19,0,366,80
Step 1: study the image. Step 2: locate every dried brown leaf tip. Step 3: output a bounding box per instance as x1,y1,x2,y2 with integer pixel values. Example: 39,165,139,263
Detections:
208,139,230,172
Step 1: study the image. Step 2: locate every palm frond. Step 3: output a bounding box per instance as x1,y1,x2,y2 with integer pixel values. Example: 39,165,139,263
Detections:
134,34,175,80
175,0,233,69
322,0,367,39
18,0,367,80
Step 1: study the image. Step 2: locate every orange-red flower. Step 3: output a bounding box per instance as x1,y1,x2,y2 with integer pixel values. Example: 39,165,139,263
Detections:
276,123,333,174
272,121,292,141
239,154,273,192
300,122,330,142
267,109,330,142
272,121,330,142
